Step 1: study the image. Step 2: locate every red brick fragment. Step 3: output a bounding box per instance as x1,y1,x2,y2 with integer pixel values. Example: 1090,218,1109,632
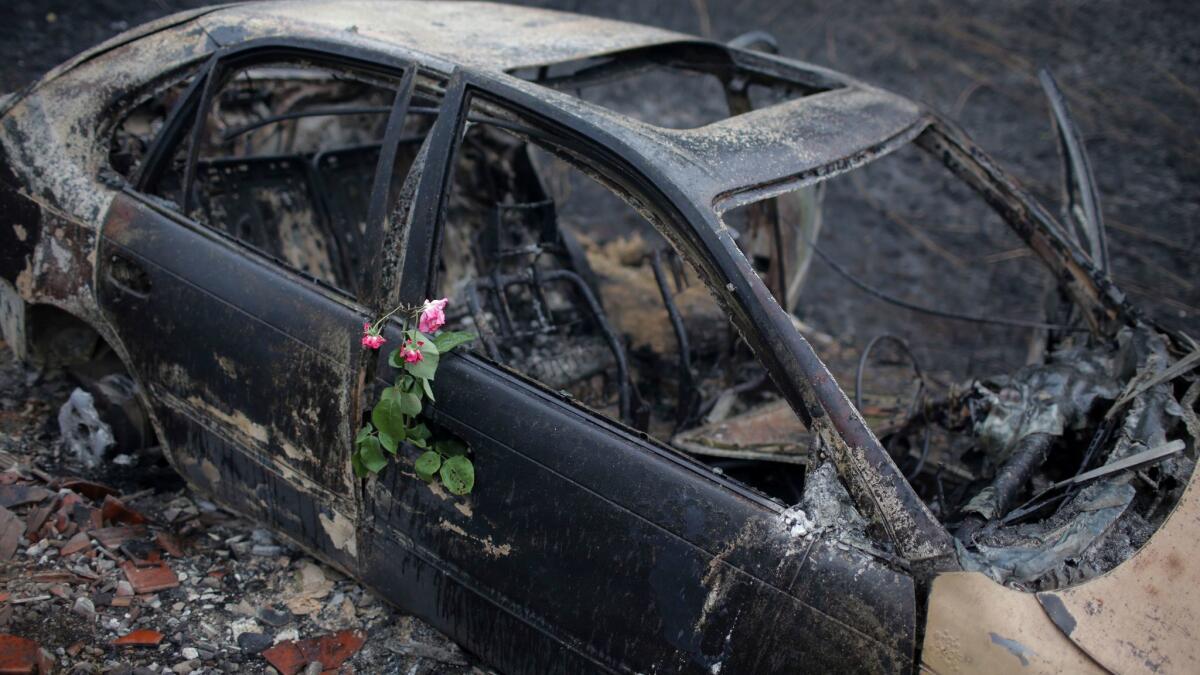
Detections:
155,531,185,557
121,560,178,594
22,496,59,540
59,531,91,556
58,479,118,501
0,634,54,673
262,630,366,675
0,507,22,561
112,629,164,647
89,525,146,549
100,495,146,526
0,485,50,509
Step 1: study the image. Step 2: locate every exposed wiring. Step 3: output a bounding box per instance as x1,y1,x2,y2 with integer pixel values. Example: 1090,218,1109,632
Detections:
809,240,1085,332
854,333,932,481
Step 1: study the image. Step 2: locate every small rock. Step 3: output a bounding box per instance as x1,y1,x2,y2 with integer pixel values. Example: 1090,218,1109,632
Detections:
302,662,323,675
251,545,282,557
257,607,292,627
250,529,275,545
72,597,96,621
172,658,199,674
115,581,134,597
236,631,273,655
229,617,261,641
181,647,199,660
226,600,254,616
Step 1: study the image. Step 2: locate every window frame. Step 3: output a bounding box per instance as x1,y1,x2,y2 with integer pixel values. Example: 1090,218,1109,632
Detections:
128,38,422,306
399,72,740,442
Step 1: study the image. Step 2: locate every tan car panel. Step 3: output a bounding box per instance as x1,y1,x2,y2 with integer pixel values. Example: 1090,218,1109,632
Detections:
922,572,1104,674
1036,470,1200,674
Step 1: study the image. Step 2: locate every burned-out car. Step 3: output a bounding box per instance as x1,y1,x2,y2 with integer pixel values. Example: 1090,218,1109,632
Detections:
1,2,1197,673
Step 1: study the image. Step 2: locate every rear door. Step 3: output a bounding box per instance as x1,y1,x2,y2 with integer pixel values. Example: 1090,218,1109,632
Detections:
358,75,917,674
97,41,419,570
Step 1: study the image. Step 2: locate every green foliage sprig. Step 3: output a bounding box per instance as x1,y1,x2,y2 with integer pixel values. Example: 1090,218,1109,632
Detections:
353,299,476,494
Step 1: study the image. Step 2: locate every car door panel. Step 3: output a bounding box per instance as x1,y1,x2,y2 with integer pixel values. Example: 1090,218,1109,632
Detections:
362,354,915,673
97,192,361,568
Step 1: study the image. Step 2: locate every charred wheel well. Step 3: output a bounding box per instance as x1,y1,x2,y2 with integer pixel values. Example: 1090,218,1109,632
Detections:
24,303,107,370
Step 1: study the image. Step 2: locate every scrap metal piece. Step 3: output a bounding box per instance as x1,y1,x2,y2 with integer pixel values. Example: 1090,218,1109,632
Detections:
1039,69,1109,272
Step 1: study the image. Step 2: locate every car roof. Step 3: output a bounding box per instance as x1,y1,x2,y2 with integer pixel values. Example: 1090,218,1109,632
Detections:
216,0,692,72
199,1,930,211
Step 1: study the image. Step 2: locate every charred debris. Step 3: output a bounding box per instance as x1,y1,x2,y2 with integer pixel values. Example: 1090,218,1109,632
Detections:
99,34,1199,594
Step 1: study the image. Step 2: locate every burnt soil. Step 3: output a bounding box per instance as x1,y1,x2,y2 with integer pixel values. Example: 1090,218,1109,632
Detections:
0,0,1198,672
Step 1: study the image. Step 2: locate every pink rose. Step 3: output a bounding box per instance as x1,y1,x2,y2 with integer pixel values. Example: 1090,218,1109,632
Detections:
418,297,449,334
402,347,423,363
361,322,386,350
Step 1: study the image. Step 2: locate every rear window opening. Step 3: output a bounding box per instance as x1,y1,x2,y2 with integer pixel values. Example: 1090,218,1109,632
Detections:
511,43,839,129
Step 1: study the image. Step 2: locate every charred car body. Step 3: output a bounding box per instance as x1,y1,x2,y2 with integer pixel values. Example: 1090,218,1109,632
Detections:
1,2,1197,673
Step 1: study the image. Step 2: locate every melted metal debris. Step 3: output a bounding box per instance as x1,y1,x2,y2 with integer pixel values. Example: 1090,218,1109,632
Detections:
946,326,1197,590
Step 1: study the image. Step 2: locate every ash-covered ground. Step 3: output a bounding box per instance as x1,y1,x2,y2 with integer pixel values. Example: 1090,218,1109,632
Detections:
0,0,1197,672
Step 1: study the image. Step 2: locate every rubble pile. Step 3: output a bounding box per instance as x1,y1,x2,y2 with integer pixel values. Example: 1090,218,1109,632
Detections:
0,345,477,674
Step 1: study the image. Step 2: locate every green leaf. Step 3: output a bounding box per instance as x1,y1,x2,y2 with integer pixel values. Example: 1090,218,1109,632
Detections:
414,450,442,482
380,386,401,402
410,423,432,441
421,376,435,402
358,436,388,474
398,391,421,417
434,438,468,457
378,430,398,454
371,396,406,441
351,451,367,478
433,330,476,353
439,455,475,495
414,331,440,356
399,374,416,392
387,348,403,369
404,348,439,380
355,423,374,443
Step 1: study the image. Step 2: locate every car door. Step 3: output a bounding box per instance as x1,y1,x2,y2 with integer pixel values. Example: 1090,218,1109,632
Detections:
357,75,917,674
96,41,419,571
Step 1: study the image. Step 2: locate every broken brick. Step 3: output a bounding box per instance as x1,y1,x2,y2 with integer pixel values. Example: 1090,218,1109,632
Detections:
22,496,59,541
121,560,178,594
89,525,145,549
59,531,91,556
112,629,164,647
0,485,50,509
0,634,54,674
155,531,185,557
58,479,118,501
101,495,146,526
0,507,22,561
262,630,366,675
